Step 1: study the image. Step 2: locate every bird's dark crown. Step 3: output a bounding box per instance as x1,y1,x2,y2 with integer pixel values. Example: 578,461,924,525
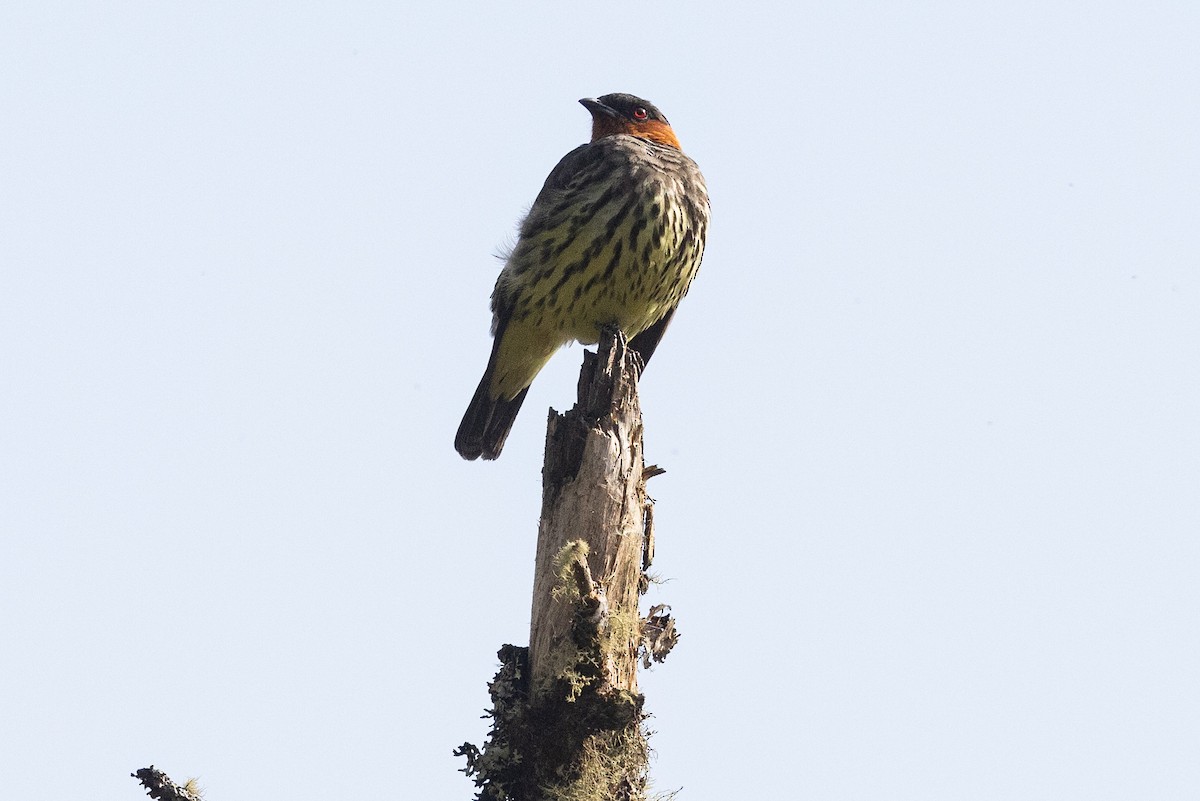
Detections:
594,93,669,125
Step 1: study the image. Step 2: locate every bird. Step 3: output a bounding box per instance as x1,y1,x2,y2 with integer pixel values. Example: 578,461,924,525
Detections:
455,93,709,460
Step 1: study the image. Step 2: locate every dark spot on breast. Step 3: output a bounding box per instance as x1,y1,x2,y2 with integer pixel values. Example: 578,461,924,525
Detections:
627,217,647,252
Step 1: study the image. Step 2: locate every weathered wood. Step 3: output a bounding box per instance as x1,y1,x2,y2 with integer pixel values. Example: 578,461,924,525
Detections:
457,329,678,801
529,329,648,697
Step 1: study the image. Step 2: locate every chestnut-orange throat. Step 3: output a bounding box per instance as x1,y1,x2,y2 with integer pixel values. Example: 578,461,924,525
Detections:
634,119,682,149
591,118,682,150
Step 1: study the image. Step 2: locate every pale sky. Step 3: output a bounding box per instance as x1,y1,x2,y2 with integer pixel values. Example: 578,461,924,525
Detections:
2,2,1198,799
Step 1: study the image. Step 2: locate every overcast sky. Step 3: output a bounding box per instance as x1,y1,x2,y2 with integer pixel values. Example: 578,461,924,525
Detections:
2,2,1198,799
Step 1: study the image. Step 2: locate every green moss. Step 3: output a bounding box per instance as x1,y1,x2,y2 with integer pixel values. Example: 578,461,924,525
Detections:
542,727,649,801
458,539,653,799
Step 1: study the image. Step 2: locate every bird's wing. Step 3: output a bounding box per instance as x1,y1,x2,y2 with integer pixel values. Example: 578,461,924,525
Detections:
491,143,606,321
627,305,677,369
527,143,601,210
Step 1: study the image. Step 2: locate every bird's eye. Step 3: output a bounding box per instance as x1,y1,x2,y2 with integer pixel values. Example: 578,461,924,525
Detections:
632,107,649,121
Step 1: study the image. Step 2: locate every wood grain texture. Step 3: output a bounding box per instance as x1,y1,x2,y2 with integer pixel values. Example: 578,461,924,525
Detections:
529,328,648,696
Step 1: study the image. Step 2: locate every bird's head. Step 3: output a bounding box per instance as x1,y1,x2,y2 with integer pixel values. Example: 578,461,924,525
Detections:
580,93,681,150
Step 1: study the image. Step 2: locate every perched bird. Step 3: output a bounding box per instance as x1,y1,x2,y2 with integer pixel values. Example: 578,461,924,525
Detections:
455,93,709,460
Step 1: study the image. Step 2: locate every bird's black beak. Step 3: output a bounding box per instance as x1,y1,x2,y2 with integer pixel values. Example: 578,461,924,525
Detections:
579,98,620,119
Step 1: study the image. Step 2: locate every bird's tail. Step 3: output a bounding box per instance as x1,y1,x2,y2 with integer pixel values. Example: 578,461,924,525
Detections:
455,334,529,461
